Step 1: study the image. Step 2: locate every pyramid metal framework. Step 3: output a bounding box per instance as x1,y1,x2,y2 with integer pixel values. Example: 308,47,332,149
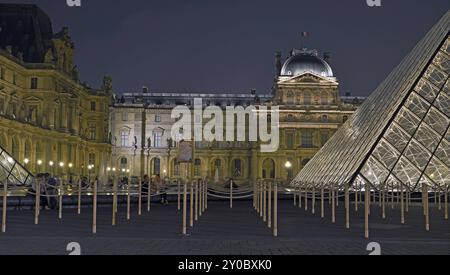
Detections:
292,11,450,193
0,145,34,189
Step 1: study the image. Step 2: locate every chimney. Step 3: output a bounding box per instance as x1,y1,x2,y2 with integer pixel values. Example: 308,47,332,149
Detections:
251,89,256,95
142,86,149,93
275,51,282,76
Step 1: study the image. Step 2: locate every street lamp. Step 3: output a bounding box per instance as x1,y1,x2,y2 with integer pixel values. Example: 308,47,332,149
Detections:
49,161,54,175
68,163,73,183
37,159,42,173
285,161,293,183
24,158,29,164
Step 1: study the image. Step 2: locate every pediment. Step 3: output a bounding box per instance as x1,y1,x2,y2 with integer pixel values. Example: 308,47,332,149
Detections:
23,96,43,103
278,72,338,85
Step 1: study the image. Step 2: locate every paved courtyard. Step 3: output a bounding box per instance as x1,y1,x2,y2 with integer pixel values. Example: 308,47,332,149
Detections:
0,199,449,255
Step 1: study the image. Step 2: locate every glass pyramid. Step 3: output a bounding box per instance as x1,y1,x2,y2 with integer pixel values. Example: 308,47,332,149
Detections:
0,145,34,190
293,11,450,193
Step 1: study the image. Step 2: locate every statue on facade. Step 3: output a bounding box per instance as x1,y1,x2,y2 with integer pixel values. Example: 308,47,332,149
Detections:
71,66,79,81
44,49,54,63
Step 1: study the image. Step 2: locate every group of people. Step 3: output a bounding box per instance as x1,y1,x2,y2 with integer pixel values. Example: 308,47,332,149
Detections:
33,173,59,210
32,173,170,210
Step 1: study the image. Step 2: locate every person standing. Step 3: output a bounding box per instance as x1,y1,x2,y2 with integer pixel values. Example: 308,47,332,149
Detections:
155,174,168,205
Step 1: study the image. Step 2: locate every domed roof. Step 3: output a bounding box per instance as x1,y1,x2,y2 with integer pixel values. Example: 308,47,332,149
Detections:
280,49,333,78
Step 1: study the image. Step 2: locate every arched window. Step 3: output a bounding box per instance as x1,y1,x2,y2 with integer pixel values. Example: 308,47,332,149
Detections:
233,159,242,177
11,137,19,160
262,159,275,179
24,140,31,160
321,115,329,123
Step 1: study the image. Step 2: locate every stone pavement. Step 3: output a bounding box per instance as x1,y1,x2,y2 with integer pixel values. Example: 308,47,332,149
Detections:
0,199,448,255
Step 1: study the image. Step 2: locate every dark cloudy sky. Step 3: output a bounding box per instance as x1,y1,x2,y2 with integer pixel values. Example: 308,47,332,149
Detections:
2,0,449,96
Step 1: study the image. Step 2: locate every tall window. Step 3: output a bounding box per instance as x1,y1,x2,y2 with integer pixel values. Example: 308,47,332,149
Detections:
12,73,16,85
121,130,129,147
28,105,38,123
120,157,127,169
31,77,38,89
233,159,242,177
89,124,96,140
301,130,313,148
153,158,161,175
321,92,328,105
153,132,162,148
88,153,96,166
122,112,128,121
304,92,311,105
155,113,161,122
0,67,4,80
174,159,180,176
11,137,19,159
321,132,329,146
90,101,96,111
194,159,201,176
286,132,295,149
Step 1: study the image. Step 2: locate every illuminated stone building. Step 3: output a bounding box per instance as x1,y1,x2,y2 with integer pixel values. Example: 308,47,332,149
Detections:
111,48,362,186
0,4,112,179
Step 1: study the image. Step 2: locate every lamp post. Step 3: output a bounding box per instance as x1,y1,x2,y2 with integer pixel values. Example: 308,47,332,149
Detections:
68,163,73,184
49,161,54,176
37,159,42,174
285,161,292,182
88,165,93,185
59,162,64,179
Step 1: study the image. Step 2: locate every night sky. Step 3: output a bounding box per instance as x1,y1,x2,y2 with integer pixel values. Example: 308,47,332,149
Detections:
2,0,449,96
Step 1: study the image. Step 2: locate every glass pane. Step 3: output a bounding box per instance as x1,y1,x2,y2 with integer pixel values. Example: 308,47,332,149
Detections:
395,107,421,136
425,157,450,189
403,139,432,170
384,123,411,152
423,64,447,89
423,107,449,136
361,156,390,186
404,92,430,119
432,51,450,75
414,78,440,103
414,123,442,152
435,139,450,167
433,92,450,117
392,157,422,186
373,139,401,170
443,37,450,55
